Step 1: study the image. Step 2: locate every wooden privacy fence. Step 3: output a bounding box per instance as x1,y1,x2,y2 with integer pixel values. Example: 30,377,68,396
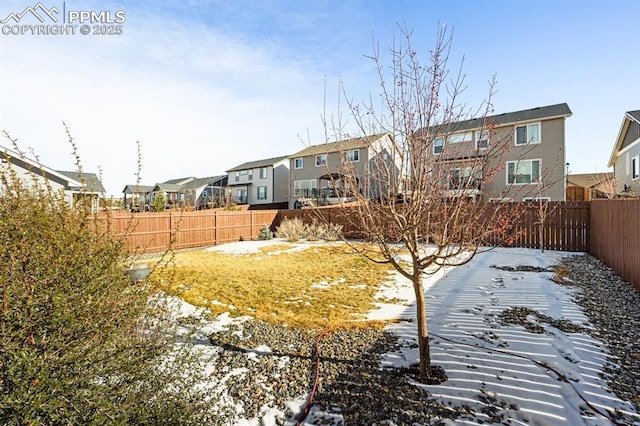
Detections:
98,202,591,254
485,202,590,251
279,202,591,252
589,200,640,292
92,209,280,253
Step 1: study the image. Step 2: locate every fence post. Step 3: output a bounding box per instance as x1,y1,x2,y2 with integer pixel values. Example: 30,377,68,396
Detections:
250,210,253,240
169,212,174,249
213,210,217,245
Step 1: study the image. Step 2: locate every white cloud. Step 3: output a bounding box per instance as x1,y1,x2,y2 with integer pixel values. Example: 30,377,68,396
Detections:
0,4,330,196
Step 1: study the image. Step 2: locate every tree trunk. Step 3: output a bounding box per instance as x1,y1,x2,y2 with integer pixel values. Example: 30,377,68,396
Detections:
412,274,431,379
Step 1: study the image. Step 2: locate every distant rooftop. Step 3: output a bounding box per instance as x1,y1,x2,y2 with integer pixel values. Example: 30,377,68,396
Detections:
425,103,572,133
290,133,390,158
226,155,289,172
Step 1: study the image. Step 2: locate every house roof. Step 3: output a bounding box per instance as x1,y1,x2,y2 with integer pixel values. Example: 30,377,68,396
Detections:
567,173,613,189
608,109,640,167
1,144,86,188
122,184,154,194
181,175,227,190
627,110,640,123
163,176,195,185
226,155,289,173
57,171,106,193
424,103,573,134
289,133,390,158
153,183,183,192
122,175,227,194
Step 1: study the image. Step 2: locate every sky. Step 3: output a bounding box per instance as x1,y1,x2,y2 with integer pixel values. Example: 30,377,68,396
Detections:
1,0,639,197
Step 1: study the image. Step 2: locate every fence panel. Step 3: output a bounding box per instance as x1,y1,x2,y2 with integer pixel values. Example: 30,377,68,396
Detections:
94,209,279,253
171,211,216,250
590,200,640,292
462,202,589,252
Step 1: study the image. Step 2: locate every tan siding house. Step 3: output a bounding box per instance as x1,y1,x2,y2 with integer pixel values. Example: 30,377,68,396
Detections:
288,133,400,208
425,103,571,201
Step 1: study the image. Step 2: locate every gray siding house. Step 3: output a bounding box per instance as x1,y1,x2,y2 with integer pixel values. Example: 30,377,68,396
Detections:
226,156,289,208
608,110,640,196
288,133,400,209
123,175,227,211
423,103,572,201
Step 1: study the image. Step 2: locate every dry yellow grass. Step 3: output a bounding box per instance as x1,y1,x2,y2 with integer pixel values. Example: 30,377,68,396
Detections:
147,242,395,330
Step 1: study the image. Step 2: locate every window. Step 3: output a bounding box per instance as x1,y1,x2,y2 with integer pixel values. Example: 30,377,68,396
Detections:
235,171,239,182
449,132,472,143
294,179,318,197
315,154,327,167
248,170,253,181
433,138,444,154
475,130,489,149
345,149,359,162
260,167,267,179
448,167,477,190
294,158,303,169
633,155,639,179
515,123,541,145
507,159,541,184
257,186,267,199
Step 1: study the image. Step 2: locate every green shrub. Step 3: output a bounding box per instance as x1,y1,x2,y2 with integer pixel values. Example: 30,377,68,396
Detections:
0,135,220,425
150,190,167,212
257,224,273,240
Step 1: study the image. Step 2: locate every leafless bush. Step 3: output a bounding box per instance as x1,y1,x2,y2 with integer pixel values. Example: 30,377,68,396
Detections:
276,217,307,241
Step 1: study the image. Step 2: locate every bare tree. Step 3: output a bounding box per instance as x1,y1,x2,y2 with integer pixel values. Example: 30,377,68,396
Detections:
323,25,560,380
590,172,617,199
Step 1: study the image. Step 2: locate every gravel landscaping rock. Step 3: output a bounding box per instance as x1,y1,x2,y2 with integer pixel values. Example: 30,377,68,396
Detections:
554,254,640,415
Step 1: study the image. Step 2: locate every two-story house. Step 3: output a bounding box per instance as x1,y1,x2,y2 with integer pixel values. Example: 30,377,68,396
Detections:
423,103,572,202
288,133,400,209
226,156,289,208
608,110,640,196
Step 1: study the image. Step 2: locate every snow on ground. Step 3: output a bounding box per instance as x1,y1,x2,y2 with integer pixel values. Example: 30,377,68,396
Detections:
372,247,638,425
205,239,326,256
171,240,640,425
